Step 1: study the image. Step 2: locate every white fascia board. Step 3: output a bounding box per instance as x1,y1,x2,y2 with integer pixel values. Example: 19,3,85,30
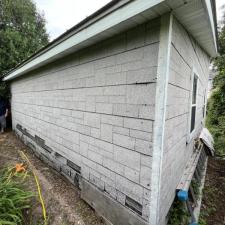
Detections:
204,0,217,54
4,0,164,81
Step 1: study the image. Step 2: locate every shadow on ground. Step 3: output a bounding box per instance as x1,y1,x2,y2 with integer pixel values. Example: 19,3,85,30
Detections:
200,157,225,225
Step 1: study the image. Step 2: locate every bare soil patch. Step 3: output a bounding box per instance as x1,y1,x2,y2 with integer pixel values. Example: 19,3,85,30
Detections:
200,157,225,225
0,131,105,225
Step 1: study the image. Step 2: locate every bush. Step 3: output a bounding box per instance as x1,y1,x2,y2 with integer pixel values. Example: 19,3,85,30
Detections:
206,91,225,156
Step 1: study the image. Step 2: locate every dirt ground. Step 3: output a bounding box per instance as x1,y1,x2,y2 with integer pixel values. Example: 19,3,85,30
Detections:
0,131,105,225
200,157,225,225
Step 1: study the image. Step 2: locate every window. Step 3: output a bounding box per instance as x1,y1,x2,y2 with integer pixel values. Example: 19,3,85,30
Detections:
190,74,198,133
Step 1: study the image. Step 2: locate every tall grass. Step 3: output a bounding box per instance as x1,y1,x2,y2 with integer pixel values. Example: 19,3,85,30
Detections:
0,167,33,225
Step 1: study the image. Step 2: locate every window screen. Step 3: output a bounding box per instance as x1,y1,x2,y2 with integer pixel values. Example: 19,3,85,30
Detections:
190,74,198,133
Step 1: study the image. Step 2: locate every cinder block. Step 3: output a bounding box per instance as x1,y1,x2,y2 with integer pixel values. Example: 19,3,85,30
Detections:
124,118,153,132
139,105,155,120
126,84,156,105
106,72,127,85
116,47,144,64
126,67,156,84
124,167,140,183
126,24,145,50
76,124,91,136
140,166,151,189
91,127,100,138
143,188,151,201
115,175,143,204
130,129,151,141
114,145,140,171
101,114,123,126
142,199,150,220
135,139,153,155
103,157,124,175
88,150,103,164
113,126,129,136
80,141,88,157
113,133,135,150
96,96,109,103
103,85,126,96
81,164,89,180
105,183,117,199
109,95,126,104
84,112,100,128
101,123,113,143
141,155,152,168
113,104,139,118
90,173,105,190
96,103,113,114
95,139,114,153
117,190,126,205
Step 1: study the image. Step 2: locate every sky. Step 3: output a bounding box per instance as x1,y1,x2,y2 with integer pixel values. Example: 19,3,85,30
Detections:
34,0,111,40
217,0,225,24
34,0,225,41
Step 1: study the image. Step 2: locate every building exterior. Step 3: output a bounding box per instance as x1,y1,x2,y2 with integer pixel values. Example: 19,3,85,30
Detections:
3,0,217,225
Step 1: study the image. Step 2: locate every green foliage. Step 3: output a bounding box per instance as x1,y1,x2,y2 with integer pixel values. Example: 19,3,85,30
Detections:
199,184,217,224
191,179,200,200
0,0,49,97
167,198,189,225
0,167,34,225
207,6,225,155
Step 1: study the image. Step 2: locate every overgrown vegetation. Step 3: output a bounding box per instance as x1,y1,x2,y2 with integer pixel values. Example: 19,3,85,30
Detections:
0,0,49,97
0,167,33,225
206,5,225,156
191,179,201,200
199,179,218,225
167,198,189,225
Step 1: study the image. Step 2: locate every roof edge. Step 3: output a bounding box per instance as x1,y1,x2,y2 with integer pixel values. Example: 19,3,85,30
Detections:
3,0,164,81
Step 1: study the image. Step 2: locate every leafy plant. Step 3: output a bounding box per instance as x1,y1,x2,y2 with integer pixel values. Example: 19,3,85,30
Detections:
191,179,200,200
167,198,189,225
0,0,49,98
206,5,225,156
0,167,33,225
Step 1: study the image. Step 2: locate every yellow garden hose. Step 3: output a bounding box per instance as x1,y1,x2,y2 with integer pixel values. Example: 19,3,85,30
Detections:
19,151,47,224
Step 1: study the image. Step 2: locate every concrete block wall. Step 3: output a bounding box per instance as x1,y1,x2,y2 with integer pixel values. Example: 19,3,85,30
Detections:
11,18,160,223
158,17,210,224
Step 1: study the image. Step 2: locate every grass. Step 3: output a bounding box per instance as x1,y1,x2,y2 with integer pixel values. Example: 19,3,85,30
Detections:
0,167,34,225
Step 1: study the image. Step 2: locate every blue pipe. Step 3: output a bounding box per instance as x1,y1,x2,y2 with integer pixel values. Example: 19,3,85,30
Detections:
177,190,188,201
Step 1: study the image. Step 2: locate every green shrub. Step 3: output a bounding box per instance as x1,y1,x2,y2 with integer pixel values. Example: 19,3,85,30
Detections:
167,198,189,225
0,167,33,225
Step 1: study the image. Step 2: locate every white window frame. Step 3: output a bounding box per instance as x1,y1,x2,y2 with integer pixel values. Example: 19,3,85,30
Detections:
203,89,207,120
187,68,199,143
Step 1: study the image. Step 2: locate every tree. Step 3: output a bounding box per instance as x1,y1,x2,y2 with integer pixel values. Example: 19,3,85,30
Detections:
206,5,225,155
0,0,49,97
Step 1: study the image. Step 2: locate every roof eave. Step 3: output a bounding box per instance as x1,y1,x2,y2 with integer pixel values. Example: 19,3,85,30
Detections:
3,0,218,81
